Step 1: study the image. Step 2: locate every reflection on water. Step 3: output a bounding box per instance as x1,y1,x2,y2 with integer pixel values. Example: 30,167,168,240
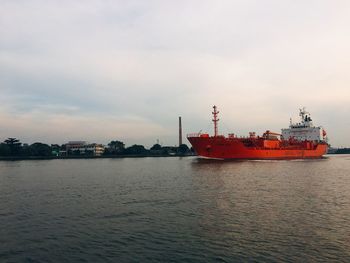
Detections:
190,156,350,261
1,156,350,262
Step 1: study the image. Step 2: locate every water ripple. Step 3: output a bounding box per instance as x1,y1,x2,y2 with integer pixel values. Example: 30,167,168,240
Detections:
0,156,350,262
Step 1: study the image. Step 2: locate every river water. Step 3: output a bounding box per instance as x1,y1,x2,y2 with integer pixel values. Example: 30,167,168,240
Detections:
0,155,350,262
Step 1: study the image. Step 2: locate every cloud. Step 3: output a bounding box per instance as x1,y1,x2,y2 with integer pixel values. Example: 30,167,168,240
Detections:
0,0,349,146
0,109,168,147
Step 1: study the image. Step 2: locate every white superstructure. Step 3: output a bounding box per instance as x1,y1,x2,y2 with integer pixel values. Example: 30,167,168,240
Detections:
281,108,327,142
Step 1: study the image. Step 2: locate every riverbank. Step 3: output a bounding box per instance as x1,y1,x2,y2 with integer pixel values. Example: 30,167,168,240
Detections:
0,154,194,161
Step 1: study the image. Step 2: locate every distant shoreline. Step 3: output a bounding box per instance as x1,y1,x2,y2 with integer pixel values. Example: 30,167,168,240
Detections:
0,154,194,161
1,153,349,161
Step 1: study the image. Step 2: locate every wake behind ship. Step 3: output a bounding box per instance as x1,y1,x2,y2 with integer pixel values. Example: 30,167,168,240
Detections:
187,106,328,160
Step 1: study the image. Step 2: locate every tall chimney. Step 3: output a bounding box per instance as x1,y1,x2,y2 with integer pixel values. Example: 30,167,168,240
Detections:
179,116,182,146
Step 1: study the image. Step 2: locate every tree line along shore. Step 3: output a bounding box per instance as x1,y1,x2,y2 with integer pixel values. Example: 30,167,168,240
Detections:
1,138,348,160
0,138,194,159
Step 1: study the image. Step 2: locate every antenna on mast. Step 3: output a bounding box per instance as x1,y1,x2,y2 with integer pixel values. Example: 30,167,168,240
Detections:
212,105,219,137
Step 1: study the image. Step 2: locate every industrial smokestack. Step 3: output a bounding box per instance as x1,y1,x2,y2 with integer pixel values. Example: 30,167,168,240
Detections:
179,116,182,146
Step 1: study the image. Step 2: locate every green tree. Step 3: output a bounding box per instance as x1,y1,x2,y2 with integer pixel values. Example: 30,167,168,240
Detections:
178,144,190,155
51,144,61,156
106,140,125,155
150,143,168,155
0,143,11,156
4,138,22,156
21,144,31,156
29,143,52,156
124,144,147,155
150,144,162,151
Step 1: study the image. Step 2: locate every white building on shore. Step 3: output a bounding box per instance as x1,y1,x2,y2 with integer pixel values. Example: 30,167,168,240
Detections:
65,141,105,156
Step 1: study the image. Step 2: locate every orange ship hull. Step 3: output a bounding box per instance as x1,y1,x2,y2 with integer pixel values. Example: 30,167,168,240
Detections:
187,135,328,160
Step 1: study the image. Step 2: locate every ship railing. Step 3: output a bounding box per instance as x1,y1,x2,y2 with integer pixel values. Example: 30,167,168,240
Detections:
187,133,202,138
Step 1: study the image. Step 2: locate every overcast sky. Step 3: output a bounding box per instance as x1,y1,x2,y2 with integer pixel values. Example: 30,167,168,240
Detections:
1,0,349,147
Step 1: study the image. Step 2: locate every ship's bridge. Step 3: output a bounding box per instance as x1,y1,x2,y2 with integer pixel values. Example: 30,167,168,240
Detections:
281,108,327,142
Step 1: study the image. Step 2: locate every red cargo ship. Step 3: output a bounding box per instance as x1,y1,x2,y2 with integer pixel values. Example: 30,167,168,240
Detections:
187,106,328,160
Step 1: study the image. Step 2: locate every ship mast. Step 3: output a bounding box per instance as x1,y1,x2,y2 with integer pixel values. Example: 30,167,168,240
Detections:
212,105,219,137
